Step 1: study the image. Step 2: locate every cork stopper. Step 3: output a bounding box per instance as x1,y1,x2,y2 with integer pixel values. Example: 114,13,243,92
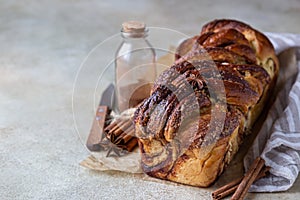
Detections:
122,21,146,33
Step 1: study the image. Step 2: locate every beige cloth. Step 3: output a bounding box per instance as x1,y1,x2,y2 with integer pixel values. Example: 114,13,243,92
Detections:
244,33,300,192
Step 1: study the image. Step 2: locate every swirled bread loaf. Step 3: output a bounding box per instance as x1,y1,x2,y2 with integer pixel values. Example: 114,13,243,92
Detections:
134,19,279,187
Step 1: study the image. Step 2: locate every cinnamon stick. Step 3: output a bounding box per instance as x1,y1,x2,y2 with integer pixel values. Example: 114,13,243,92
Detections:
107,119,127,134
104,118,121,132
115,132,131,145
256,166,270,180
125,126,135,136
125,129,135,139
214,185,239,200
101,116,138,152
112,119,132,136
107,120,134,143
230,157,265,200
122,134,134,144
212,161,270,200
105,119,129,141
212,177,243,199
126,137,138,152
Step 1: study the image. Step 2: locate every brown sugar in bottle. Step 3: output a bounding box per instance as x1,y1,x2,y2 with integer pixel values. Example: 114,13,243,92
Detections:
114,21,156,113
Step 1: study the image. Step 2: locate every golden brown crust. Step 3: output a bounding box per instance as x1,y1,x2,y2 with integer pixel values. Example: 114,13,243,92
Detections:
175,36,198,60
134,19,279,187
200,19,279,80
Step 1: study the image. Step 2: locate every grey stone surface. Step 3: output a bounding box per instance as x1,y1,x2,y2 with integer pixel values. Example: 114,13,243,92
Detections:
1,0,300,199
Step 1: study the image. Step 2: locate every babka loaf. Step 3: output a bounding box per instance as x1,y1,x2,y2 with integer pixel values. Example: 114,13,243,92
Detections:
134,19,279,187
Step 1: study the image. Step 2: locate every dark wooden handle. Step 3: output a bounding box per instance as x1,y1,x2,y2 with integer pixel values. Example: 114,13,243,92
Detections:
86,106,109,151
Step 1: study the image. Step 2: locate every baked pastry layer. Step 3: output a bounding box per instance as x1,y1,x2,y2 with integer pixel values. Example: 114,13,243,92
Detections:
134,19,279,187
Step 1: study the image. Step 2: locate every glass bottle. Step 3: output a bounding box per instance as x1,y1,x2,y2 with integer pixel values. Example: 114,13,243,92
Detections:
114,21,156,113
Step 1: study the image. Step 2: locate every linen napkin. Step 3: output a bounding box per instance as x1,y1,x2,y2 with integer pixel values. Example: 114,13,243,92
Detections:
244,32,300,192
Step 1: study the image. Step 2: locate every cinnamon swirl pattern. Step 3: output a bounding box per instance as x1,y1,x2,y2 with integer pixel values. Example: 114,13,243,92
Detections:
134,19,279,187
